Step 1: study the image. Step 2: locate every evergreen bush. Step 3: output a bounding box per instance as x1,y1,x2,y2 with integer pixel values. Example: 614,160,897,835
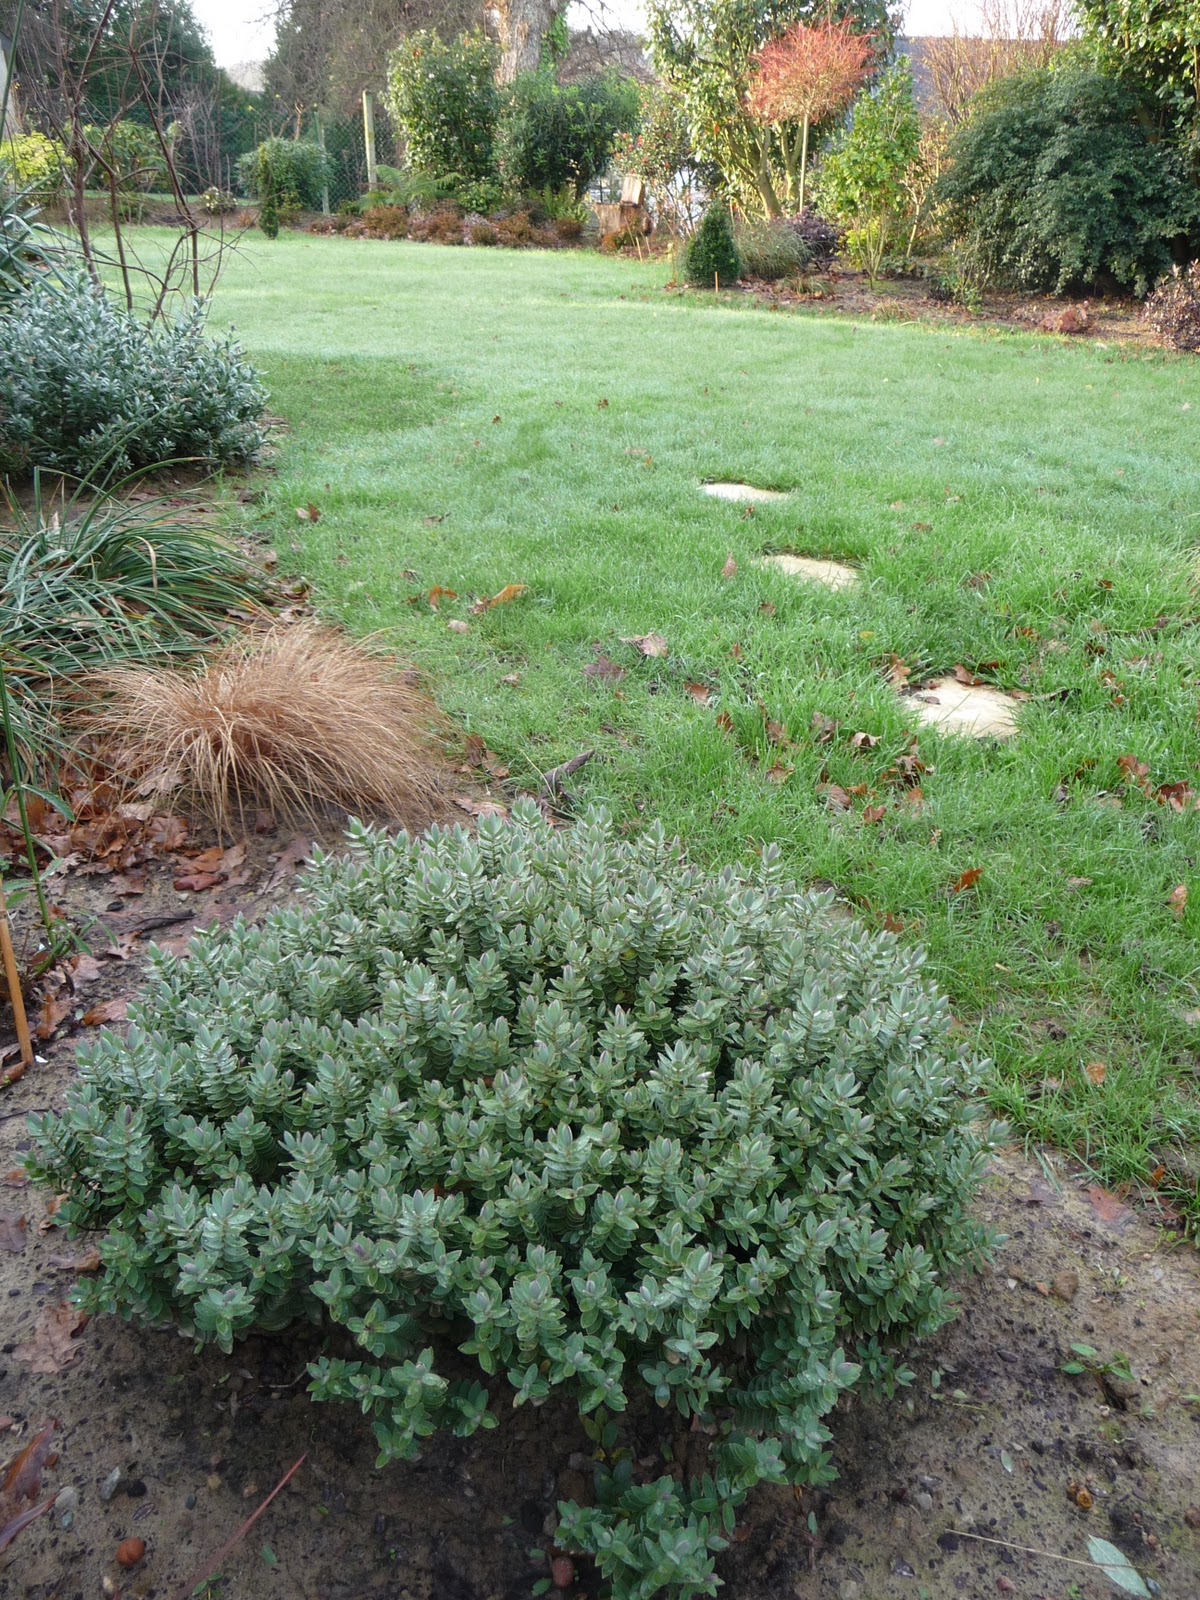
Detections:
384,31,500,183
0,275,267,478
685,204,741,286
28,804,996,1598
236,137,330,212
938,68,1200,296
497,70,639,199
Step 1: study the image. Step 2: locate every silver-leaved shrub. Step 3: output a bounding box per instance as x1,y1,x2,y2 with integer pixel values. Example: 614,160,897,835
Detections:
28,804,998,1598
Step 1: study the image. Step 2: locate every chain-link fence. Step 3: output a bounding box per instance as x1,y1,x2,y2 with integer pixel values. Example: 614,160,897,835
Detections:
316,105,397,212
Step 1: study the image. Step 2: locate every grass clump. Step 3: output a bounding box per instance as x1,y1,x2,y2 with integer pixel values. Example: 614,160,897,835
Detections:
88,620,448,832
28,801,997,1598
0,473,265,775
735,215,813,280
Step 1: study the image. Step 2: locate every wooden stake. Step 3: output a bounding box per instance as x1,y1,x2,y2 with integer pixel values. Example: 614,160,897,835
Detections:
0,880,33,1070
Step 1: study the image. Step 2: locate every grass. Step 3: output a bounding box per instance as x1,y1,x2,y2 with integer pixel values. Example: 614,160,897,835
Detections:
199,232,1200,1225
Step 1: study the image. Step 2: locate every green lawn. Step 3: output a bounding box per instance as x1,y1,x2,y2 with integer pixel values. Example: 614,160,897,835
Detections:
212,234,1200,1226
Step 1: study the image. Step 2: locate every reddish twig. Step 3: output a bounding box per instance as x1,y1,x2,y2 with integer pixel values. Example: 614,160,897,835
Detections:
170,1452,307,1600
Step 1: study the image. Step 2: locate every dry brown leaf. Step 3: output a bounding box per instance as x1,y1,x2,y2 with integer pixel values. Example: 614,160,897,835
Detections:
1085,1184,1130,1224
470,583,528,614
583,655,624,681
33,990,73,1043
267,835,312,892
1168,883,1188,919
81,998,129,1027
819,783,854,811
295,503,320,523
953,663,987,687
862,805,886,825
887,654,911,689
619,632,669,658
765,717,789,746
0,1419,58,1553
765,761,792,785
849,731,879,750
685,682,715,706
721,554,737,580
426,585,457,610
46,1248,102,1274
810,711,838,745
715,710,735,734
14,1303,89,1374
0,1215,26,1253
452,795,508,819
1084,1060,1107,1087
950,867,984,894
759,601,776,618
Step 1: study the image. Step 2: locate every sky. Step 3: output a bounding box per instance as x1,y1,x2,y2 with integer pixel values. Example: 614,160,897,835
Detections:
191,0,993,68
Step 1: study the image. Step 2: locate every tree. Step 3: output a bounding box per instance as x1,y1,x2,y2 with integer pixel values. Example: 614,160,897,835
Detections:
816,56,921,282
746,19,872,213
385,30,499,179
921,0,1070,125
645,0,893,217
1073,0,1200,147
493,0,564,83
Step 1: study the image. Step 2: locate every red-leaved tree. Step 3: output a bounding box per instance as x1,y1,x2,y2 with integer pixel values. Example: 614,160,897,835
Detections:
746,20,873,213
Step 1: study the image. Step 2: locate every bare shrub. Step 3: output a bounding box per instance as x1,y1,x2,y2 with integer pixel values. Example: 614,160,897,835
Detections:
921,0,1072,124
1142,262,1200,351
88,622,450,833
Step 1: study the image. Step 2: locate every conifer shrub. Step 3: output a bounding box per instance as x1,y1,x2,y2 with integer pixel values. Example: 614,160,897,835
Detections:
28,804,997,1598
685,204,741,287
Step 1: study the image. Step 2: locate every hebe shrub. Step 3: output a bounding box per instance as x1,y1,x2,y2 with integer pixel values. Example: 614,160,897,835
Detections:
0,276,267,478
685,204,741,286
236,137,330,212
28,805,996,1598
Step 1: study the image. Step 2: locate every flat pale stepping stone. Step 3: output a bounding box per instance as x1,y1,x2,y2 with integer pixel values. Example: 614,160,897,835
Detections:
906,676,1019,740
762,553,859,590
702,481,789,503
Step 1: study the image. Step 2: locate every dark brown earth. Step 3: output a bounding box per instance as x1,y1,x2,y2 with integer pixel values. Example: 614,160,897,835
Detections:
0,840,1197,1600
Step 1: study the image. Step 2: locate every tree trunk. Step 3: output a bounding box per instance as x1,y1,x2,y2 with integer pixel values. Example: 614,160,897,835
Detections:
494,0,561,83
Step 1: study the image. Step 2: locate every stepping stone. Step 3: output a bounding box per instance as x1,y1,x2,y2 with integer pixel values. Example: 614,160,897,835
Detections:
702,482,788,503
762,554,859,590
906,676,1019,740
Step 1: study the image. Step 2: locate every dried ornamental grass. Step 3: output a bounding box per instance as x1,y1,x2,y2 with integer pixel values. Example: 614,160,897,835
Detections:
89,622,448,832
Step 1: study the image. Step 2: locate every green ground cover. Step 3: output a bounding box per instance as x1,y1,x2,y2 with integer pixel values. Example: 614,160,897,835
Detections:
210,233,1200,1226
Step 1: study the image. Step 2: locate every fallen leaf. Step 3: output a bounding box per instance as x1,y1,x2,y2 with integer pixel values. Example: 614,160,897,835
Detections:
295,504,320,522
14,1303,89,1374
470,582,528,614
1086,1534,1151,1598
965,572,991,589
45,1247,101,1273
765,761,792,785
1083,1060,1107,1086
267,835,312,892
173,870,224,894
0,1420,59,1553
499,672,521,686
950,867,984,894
0,1215,26,1253
81,998,129,1027
583,654,624,681
862,805,886,824
819,783,854,811
179,842,247,877
452,795,508,819
426,585,457,610
765,717,789,745
542,750,595,796
1168,883,1187,919
33,989,73,1042
721,554,738,580
849,731,879,750
953,663,987,686
1117,753,1151,788
619,632,669,658
887,654,911,690
729,640,743,661
447,619,470,633
810,711,838,744
685,682,714,706
1085,1184,1130,1224
715,710,735,734
758,601,776,618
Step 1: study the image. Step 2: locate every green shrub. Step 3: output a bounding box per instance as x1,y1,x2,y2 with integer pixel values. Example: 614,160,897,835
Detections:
385,31,500,183
27,804,996,1600
734,215,814,279
0,275,267,479
0,133,66,199
1142,260,1200,350
685,204,741,285
816,58,923,283
83,120,168,202
451,175,507,216
497,70,640,199
938,68,1200,296
236,137,330,212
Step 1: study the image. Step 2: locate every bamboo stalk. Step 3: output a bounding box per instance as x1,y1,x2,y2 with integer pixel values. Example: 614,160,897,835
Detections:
0,880,33,1070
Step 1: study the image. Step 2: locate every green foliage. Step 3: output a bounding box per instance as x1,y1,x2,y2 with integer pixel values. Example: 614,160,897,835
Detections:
685,204,741,285
384,31,500,183
1142,260,1200,350
0,469,264,776
0,274,267,479
453,176,507,216
27,804,996,1597
734,214,814,278
1074,0,1200,146
0,189,64,309
0,134,66,199
612,82,704,235
497,70,640,199
83,120,168,198
645,0,893,216
817,58,922,282
236,138,330,212
938,69,1200,295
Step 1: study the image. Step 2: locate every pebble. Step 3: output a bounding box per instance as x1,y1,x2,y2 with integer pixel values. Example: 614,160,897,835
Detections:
1050,1270,1079,1302
206,1474,222,1492
550,1556,575,1590
55,1486,79,1515
185,1493,196,1509
837,1583,861,1600
1184,1506,1200,1530
913,1490,934,1513
115,1537,146,1567
100,1468,122,1502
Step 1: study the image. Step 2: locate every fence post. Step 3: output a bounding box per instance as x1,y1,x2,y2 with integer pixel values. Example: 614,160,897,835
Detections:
362,90,378,190
315,110,330,214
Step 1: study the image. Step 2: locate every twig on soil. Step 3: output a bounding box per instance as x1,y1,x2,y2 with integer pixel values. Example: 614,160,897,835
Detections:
0,882,33,1071
170,1452,307,1600
947,1529,1114,1571
0,1107,49,1122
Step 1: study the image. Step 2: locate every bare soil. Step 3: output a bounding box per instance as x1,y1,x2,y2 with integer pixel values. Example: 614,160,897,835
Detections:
0,833,1197,1600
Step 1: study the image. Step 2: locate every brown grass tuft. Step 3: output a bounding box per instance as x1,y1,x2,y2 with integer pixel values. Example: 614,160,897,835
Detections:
88,622,451,834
